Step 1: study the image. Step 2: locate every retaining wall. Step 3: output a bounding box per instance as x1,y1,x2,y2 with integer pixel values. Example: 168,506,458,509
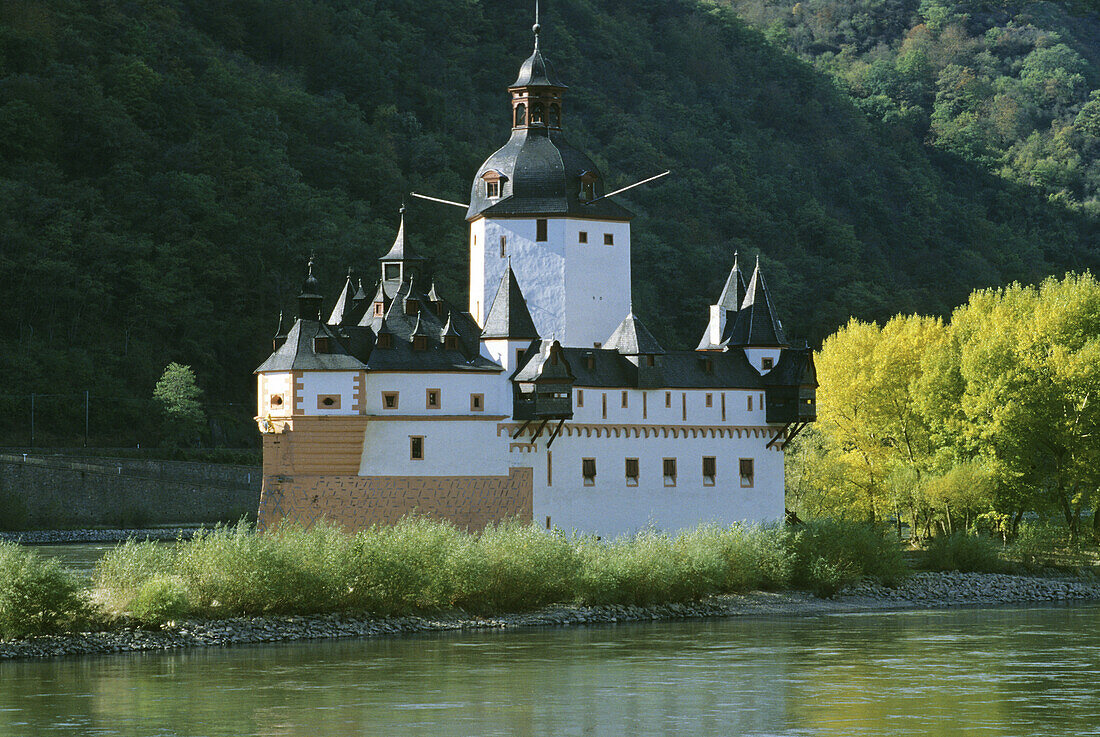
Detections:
0,453,261,530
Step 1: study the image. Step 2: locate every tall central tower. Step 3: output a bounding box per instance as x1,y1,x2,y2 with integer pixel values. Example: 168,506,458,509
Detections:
467,23,633,348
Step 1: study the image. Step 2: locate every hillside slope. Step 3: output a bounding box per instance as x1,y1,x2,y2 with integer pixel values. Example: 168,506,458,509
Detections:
0,0,1096,444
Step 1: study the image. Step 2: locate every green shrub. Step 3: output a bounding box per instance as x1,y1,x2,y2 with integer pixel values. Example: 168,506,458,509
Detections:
1011,522,1093,569
459,521,580,613
711,523,793,591
924,532,1004,573
129,576,190,625
95,538,178,613
790,520,908,594
0,542,90,638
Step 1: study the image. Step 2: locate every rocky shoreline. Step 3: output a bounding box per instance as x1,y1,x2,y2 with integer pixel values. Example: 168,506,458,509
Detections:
3,571,1099,660
0,527,201,544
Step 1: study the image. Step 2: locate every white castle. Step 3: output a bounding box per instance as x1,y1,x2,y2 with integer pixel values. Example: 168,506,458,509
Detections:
254,22,817,537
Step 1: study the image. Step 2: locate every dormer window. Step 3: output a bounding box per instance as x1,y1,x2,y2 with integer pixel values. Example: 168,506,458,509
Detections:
579,171,599,202
762,357,774,370
405,299,418,316
413,335,428,351
373,302,385,317
377,333,392,349
444,336,459,351
482,170,505,199
313,336,330,354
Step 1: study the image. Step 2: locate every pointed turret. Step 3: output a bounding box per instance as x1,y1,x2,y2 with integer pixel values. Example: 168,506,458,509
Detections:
327,268,357,325
725,257,787,348
604,312,664,355
272,311,288,351
481,266,540,340
297,256,323,321
380,206,425,284
697,252,748,350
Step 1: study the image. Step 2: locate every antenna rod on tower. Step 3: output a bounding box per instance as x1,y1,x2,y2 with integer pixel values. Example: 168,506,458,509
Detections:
583,170,671,205
410,192,470,209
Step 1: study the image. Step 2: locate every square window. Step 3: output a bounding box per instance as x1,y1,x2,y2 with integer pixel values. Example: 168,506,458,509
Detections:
410,436,424,460
625,458,639,486
536,218,548,241
621,391,628,408
426,388,441,409
470,394,484,411
487,180,500,198
703,457,716,486
382,392,399,409
740,458,755,488
663,458,677,487
604,233,614,246
317,394,340,410
579,231,588,244
762,357,774,370
384,263,400,280
582,458,596,486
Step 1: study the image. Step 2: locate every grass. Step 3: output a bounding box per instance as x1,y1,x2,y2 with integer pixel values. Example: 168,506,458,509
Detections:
0,518,915,638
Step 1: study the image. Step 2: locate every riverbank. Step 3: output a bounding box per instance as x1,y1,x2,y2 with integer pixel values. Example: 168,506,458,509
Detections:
0,527,202,545
3,570,1099,660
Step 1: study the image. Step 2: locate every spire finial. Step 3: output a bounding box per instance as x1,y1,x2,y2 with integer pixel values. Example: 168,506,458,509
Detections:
533,0,541,48
399,201,406,216
307,253,315,275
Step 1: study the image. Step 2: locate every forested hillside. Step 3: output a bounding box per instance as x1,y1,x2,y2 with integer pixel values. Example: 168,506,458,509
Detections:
1,0,1097,445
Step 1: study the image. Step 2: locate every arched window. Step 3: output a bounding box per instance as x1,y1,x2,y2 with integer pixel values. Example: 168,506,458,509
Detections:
531,103,544,125
549,103,561,127
514,103,526,127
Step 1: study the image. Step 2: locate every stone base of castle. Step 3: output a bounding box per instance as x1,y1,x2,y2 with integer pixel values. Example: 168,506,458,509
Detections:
257,417,532,532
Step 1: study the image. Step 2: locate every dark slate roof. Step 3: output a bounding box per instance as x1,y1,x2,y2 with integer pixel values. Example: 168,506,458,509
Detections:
328,272,357,325
763,348,818,387
717,254,747,312
723,261,788,348
481,266,540,340
255,320,367,372
467,129,633,220
547,346,766,389
604,313,665,355
511,46,565,89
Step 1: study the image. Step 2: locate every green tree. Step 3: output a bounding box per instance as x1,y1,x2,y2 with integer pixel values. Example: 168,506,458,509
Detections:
153,363,206,446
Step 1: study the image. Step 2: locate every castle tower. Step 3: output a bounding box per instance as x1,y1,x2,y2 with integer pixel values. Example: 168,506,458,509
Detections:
467,22,633,348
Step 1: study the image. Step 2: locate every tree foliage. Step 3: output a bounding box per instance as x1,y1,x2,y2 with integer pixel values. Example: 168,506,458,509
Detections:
153,362,206,445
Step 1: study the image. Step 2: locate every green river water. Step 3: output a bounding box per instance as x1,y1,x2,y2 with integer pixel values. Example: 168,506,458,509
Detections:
2,605,1100,736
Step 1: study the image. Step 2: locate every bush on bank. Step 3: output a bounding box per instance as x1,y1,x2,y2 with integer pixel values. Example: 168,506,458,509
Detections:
89,518,908,627
0,542,90,638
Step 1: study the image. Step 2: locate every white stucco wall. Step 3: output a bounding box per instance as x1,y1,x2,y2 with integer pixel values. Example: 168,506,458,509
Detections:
361,372,509,416
360,418,508,476
571,388,767,426
744,348,784,374
257,373,293,418
469,216,631,347
524,431,785,537
298,372,358,416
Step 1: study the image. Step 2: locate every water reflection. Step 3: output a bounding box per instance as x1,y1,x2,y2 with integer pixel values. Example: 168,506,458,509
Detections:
2,606,1099,736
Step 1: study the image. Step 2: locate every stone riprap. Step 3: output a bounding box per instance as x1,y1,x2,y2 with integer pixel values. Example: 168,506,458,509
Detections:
0,528,200,544
2,571,1099,660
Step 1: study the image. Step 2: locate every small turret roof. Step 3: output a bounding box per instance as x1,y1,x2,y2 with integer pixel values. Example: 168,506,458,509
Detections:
481,266,540,340
717,253,747,312
604,312,665,355
327,269,357,324
380,207,424,263
723,258,788,348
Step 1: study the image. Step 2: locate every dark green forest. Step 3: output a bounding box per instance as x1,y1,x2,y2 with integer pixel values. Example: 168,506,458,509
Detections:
1,0,1097,446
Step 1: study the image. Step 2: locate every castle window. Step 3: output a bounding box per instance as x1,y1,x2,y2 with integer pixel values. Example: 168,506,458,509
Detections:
514,102,526,127
663,458,677,487
665,391,671,408
313,336,330,354
578,231,588,244
317,395,340,410
621,391,628,409
748,395,753,411
426,389,441,409
444,336,460,351
515,348,525,367
500,236,507,258
625,458,639,486
703,457,716,486
470,393,484,411
531,103,544,125
582,458,596,485
405,299,419,315
602,393,607,419
576,389,584,407
585,353,595,370
762,357,774,370
740,458,754,488
374,302,385,317
604,233,614,246
487,180,500,198
384,263,400,280
536,219,548,242
377,333,393,349
702,358,714,374
549,103,561,127
382,392,399,409
705,393,713,408
410,436,424,460
413,335,428,351
270,395,284,408
646,355,655,367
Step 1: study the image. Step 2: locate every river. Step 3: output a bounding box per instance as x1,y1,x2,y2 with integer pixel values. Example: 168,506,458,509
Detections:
2,604,1099,736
